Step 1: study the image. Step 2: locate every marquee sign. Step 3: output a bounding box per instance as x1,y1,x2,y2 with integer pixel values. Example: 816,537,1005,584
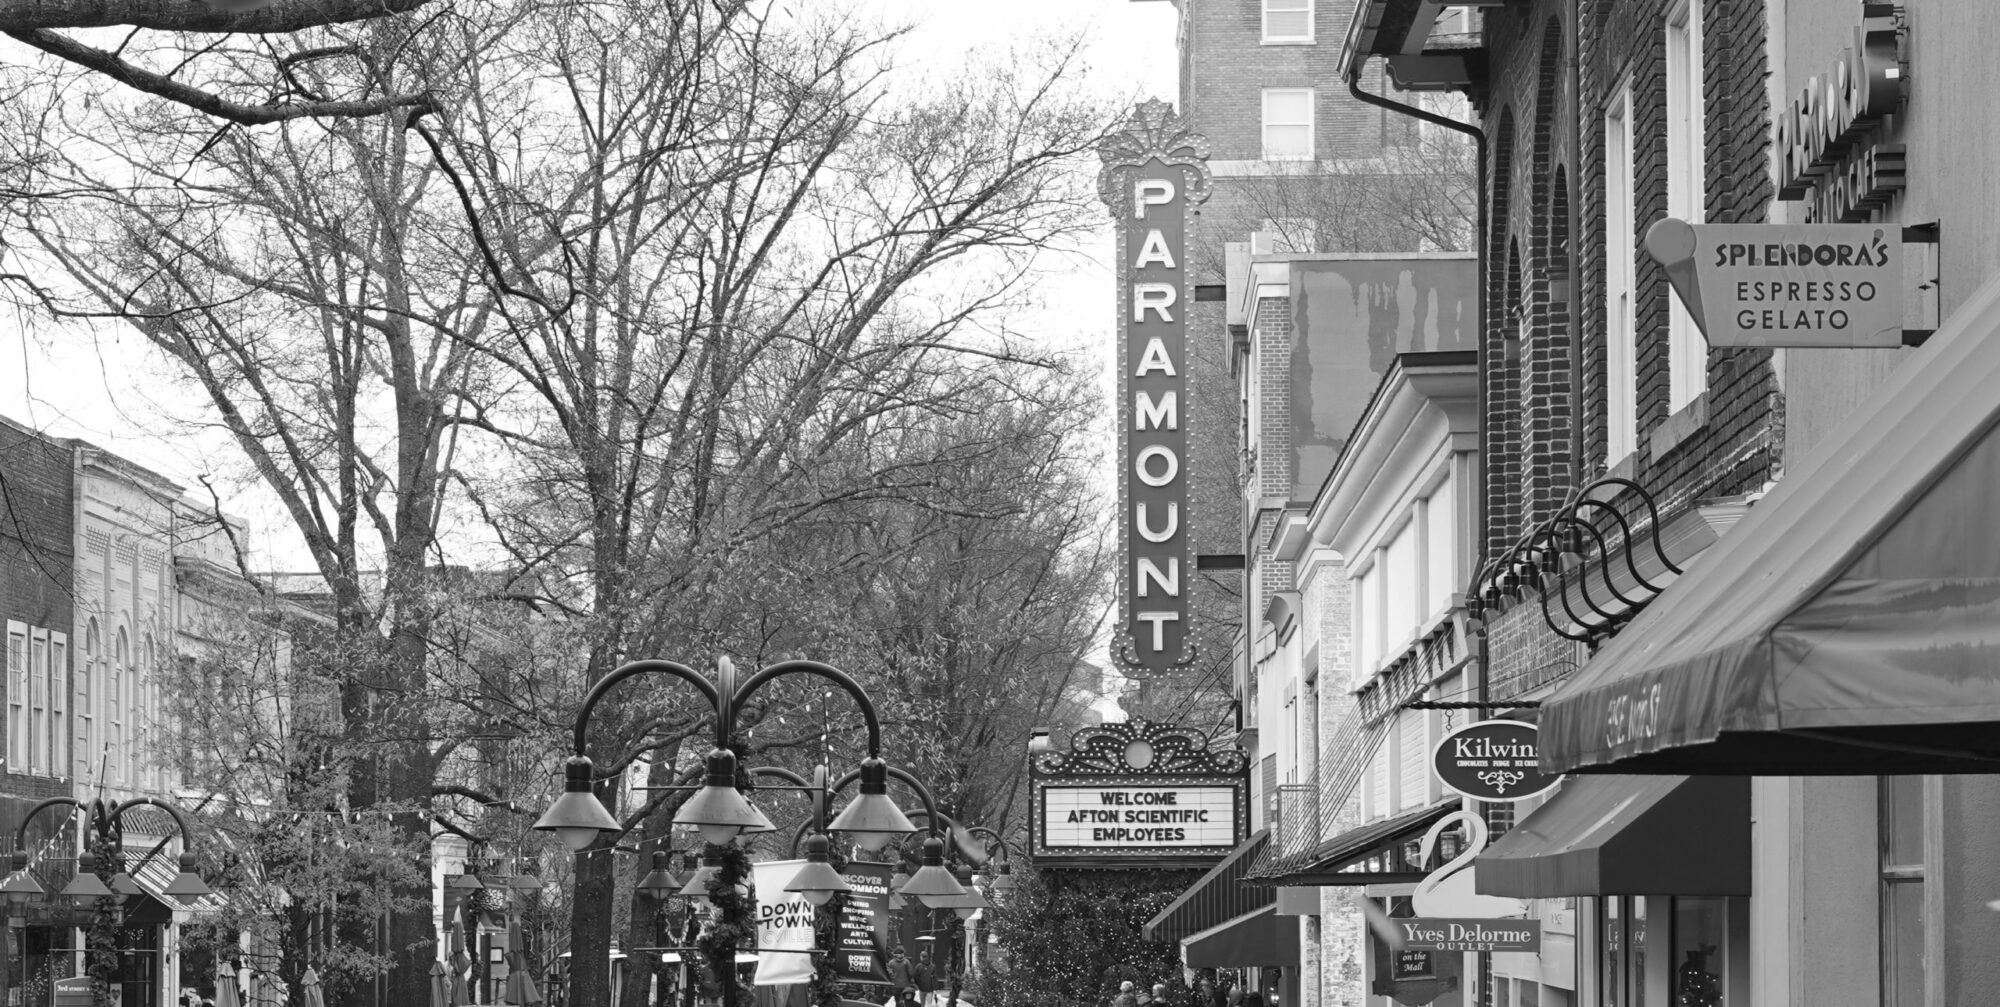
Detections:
1029,720,1247,869
1431,721,1560,804
1098,100,1211,676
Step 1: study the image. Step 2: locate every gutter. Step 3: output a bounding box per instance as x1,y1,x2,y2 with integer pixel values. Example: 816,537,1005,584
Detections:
1343,60,1489,706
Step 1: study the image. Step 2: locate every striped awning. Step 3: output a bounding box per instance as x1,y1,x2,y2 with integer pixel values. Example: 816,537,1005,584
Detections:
128,850,230,918
1142,830,1273,943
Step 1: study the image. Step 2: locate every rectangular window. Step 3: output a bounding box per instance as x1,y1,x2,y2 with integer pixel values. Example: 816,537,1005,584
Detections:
1354,564,1377,683
1671,898,1727,1006
1604,80,1637,463
46,633,63,779
28,630,46,775
1425,474,1458,619
1262,0,1313,43
5,623,24,774
75,653,91,781
1665,0,1707,411
1262,88,1314,161
1385,521,1419,648
1395,709,1427,811
1880,775,1925,1007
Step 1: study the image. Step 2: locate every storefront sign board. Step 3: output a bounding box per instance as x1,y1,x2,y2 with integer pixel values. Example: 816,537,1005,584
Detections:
53,977,93,1007
1393,950,1435,980
1398,918,1540,953
1648,218,1904,347
1431,720,1560,803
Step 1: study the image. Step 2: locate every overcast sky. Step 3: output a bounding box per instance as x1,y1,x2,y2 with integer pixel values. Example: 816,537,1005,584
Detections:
1,0,1178,570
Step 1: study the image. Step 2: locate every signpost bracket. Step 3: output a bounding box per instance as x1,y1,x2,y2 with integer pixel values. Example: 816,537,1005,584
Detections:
1903,220,1941,345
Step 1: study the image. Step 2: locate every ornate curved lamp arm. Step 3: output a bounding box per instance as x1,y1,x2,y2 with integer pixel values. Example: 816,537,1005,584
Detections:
832,764,940,837
571,659,720,757
727,659,884,758
12,797,84,852
962,826,1014,864
749,765,830,832
110,797,199,847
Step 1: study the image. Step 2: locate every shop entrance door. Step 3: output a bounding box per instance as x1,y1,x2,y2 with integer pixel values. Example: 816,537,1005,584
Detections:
117,926,160,1007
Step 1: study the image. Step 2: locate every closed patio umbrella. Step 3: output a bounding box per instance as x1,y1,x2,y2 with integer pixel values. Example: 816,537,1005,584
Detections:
504,950,546,1005
449,948,472,1006
212,963,241,1007
300,966,326,1007
431,960,452,1007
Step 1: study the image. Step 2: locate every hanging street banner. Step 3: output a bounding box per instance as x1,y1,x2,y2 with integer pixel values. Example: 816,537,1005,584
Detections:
1098,99,1211,676
1398,918,1541,953
1646,218,1906,347
1029,720,1248,869
1432,720,1560,803
835,861,895,985
750,860,817,986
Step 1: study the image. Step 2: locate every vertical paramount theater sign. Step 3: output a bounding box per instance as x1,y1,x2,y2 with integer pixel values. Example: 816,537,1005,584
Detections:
1100,100,1210,676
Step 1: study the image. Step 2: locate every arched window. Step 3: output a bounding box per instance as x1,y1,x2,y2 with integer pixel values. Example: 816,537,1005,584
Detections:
79,618,97,779
140,634,155,788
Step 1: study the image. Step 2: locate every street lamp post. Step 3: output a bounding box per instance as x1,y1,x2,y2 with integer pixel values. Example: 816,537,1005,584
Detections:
534,656,925,1007
1,797,213,1003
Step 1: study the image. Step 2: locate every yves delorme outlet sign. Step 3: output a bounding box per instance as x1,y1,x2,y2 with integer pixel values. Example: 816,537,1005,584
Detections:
1398,918,1541,953
1431,720,1560,803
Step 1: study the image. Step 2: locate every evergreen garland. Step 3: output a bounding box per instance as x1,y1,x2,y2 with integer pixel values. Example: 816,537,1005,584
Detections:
810,889,849,1007
699,841,755,1003
84,835,120,1007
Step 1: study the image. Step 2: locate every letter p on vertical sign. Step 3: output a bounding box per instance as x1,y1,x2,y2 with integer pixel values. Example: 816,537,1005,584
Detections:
1135,178,1176,219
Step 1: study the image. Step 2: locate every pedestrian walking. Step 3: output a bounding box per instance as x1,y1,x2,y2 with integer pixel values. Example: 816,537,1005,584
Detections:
1113,980,1140,1007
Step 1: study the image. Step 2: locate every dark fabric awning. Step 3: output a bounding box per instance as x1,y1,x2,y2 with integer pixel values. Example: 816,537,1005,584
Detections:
1246,799,1455,887
1143,830,1274,943
1472,776,1749,898
1540,274,2000,775
1182,907,1301,969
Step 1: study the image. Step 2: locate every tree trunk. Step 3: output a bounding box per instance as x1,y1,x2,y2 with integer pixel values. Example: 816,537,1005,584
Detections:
570,840,619,1007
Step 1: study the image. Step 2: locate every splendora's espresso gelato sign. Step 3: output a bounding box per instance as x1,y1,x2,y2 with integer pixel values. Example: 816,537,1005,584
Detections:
1647,218,1904,348
1432,720,1560,803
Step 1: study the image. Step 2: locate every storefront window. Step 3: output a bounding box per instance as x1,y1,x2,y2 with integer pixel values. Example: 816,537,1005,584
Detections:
1631,898,1646,1007
1671,898,1726,1007
1880,776,1926,1007
1600,897,1647,1007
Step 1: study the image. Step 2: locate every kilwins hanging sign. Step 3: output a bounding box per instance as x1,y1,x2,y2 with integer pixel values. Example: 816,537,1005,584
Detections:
1432,721,1560,804
1099,100,1211,676
1031,720,1248,869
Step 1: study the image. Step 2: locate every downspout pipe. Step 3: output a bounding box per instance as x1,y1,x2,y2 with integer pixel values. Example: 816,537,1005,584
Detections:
1345,63,1489,707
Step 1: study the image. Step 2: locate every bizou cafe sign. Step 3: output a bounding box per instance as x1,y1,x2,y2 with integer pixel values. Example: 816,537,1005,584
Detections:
1099,101,1210,675
1647,218,1905,348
